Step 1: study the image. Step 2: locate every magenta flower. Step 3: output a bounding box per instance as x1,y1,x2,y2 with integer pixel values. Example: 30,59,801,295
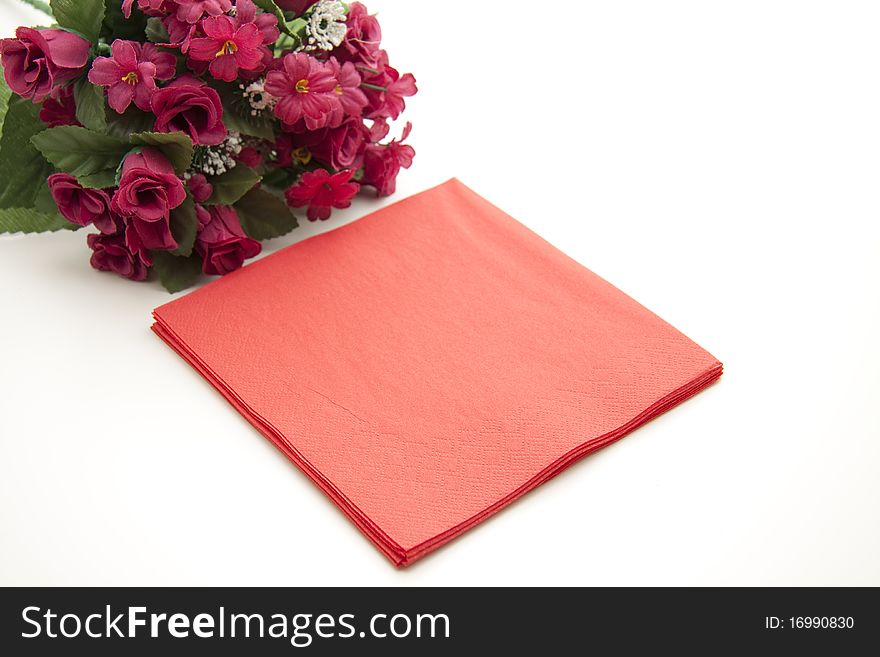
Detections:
150,76,226,146
187,173,214,204
175,0,233,24
87,231,151,282
88,41,176,114
111,148,187,252
362,59,417,120
326,57,368,126
121,0,170,18
361,122,415,197
48,174,117,233
0,27,90,103
275,0,318,13
306,117,369,171
195,205,262,275
235,0,280,45
337,2,383,68
188,16,266,82
39,86,80,128
265,53,340,131
285,169,359,222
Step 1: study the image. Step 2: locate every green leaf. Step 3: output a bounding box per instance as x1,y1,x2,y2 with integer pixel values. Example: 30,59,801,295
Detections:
31,126,129,179
261,168,296,190
51,0,106,42
0,78,12,135
106,106,155,141
73,78,108,133
169,195,198,257
78,169,118,189
222,102,276,141
0,207,74,234
151,251,202,293
253,0,292,34
145,16,170,44
206,165,261,206
33,181,58,215
130,131,193,175
234,187,299,240
215,83,276,141
0,96,54,209
102,0,148,41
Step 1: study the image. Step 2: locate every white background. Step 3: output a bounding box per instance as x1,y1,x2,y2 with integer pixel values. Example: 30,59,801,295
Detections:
1,0,878,586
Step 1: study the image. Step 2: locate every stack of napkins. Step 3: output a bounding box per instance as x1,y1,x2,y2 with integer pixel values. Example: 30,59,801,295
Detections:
152,179,722,565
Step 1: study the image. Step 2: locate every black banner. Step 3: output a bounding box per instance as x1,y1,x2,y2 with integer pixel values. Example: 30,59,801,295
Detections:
0,587,876,654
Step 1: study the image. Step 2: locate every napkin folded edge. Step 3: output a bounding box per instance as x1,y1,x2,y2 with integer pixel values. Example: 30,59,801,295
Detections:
152,317,721,566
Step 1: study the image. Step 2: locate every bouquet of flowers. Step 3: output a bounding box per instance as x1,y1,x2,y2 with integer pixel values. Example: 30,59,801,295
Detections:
0,0,416,291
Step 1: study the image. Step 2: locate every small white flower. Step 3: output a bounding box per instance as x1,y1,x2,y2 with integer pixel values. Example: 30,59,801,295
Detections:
239,78,277,116
191,132,244,177
305,0,348,52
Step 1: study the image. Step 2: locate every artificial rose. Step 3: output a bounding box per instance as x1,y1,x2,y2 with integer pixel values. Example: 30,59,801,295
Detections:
187,173,214,203
337,2,383,67
150,76,226,146
111,148,187,251
39,85,80,128
275,0,318,14
308,118,368,171
0,28,90,102
47,174,116,233
361,122,415,197
87,231,150,282
195,205,261,275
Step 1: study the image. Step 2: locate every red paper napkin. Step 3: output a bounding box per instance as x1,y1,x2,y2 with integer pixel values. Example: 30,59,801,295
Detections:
152,179,722,566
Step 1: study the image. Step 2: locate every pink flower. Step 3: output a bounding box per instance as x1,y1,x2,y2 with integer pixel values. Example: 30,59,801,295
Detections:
362,56,417,120
188,16,266,81
151,76,226,146
265,53,340,130
235,0,280,45
88,40,176,114
285,169,359,221
47,174,116,233
336,2,382,68
111,148,187,252
39,86,80,128
326,57,368,126
163,14,201,53
175,0,232,24
122,0,171,18
195,204,262,275
361,122,415,197
187,173,214,203
88,231,151,282
0,28,90,102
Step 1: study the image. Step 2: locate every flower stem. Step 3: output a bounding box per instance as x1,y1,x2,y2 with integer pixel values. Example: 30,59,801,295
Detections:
18,0,53,17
